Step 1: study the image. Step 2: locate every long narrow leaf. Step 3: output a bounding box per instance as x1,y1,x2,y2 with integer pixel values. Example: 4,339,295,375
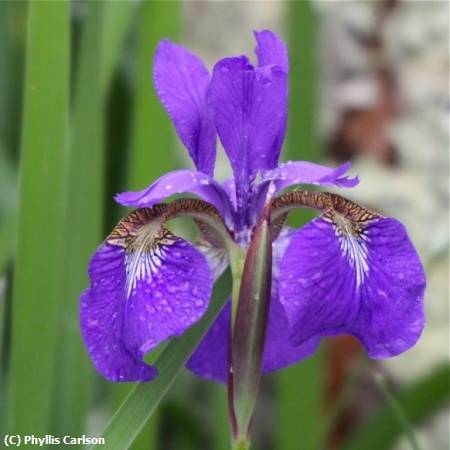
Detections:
95,270,231,450
9,1,69,434
55,0,135,437
125,1,181,191
0,0,26,160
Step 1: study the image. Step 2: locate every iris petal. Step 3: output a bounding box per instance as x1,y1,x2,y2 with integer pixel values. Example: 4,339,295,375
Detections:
80,208,213,382
208,56,288,222
254,29,289,73
279,216,426,358
115,169,235,229
154,39,216,175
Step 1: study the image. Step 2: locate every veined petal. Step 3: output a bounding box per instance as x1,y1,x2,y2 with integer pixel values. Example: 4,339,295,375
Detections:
254,29,288,73
154,39,216,175
115,169,235,229
80,208,213,382
186,229,318,383
279,214,426,359
208,56,288,221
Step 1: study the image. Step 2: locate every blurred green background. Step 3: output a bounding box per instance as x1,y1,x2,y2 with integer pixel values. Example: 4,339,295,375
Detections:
0,1,448,449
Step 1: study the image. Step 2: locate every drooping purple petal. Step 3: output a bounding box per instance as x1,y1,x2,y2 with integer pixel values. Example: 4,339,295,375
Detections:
186,229,318,383
208,56,288,222
80,244,157,382
254,29,289,73
279,217,426,358
115,169,235,229
154,39,216,175
80,229,213,382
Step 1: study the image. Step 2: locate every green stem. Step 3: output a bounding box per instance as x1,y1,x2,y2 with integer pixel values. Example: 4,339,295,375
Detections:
232,436,250,450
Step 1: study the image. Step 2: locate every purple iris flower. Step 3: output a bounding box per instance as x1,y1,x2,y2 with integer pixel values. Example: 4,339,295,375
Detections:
80,30,425,383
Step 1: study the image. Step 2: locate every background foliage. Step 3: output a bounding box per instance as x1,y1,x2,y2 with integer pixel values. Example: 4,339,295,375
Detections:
0,1,448,449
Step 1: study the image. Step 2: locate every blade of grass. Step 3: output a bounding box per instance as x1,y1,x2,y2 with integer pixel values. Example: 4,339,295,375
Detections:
343,364,450,450
0,0,27,161
285,0,320,164
55,0,137,437
93,270,231,450
111,2,180,449
275,3,324,450
125,1,181,192
8,0,70,434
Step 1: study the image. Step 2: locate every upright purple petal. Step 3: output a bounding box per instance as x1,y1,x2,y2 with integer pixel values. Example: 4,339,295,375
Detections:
208,56,288,223
186,229,318,383
115,169,235,229
279,217,426,358
154,39,216,175
254,29,289,73
80,211,213,382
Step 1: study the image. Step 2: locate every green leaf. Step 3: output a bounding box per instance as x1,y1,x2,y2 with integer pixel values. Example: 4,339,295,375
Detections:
8,0,70,434
343,364,450,450
125,1,182,191
275,351,325,450
55,0,136,437
0,0,27,160
94,270,231,450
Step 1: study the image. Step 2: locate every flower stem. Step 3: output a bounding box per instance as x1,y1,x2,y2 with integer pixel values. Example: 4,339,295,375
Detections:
232,436,250,450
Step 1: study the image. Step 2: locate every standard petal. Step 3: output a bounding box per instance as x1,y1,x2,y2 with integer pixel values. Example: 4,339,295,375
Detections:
154,40,216,175
115,169,235,229
279,216,426,358
80,210,213,382
254,29,288,73
186,229,318,383
208,56,288,218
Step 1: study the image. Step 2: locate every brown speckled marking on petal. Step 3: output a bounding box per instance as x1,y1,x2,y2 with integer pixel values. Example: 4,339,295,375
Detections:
271,190,381,238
